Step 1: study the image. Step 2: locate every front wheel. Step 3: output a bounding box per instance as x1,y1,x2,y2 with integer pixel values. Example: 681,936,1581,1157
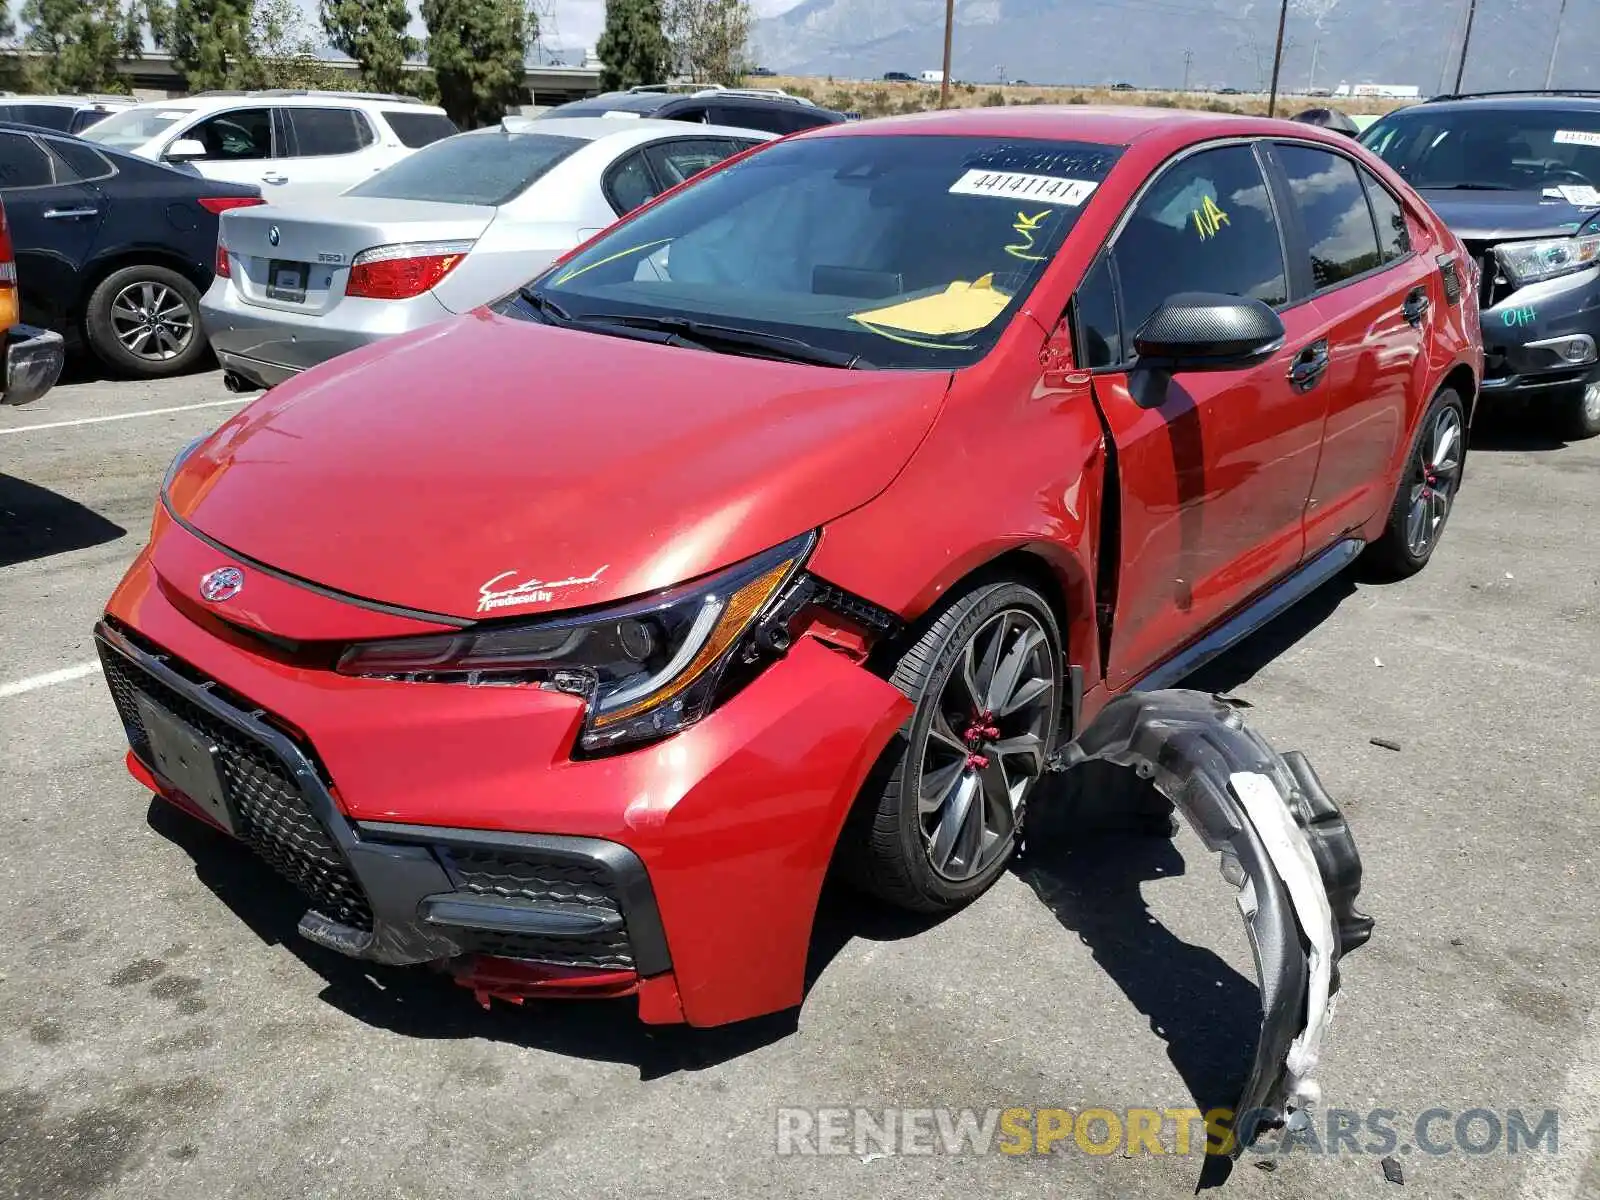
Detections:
84,265,207,378
1560,381,1600,441
1364,388,1465,579
843,580,1064,912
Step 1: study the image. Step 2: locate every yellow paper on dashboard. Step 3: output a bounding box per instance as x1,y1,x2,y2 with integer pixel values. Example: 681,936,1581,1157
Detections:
850,274,1009,337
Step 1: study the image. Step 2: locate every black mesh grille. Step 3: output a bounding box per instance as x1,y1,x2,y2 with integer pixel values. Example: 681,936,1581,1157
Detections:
99,641,374,931
441,847,634,970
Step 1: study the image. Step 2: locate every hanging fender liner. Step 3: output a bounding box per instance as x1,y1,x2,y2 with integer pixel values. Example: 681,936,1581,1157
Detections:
1027,689,1375,1155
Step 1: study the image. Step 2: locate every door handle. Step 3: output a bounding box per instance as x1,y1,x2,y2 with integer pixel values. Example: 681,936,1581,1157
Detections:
42,207,98,220
1287,339,1330,391
1402,286,1431,327
261,172,288,185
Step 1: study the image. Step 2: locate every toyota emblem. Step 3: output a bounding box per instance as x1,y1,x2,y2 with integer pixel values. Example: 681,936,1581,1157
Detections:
200,566,244,602
268,225,281,246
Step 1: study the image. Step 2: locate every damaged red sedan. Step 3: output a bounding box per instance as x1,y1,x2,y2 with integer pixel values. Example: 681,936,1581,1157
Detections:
102,107,1473,1130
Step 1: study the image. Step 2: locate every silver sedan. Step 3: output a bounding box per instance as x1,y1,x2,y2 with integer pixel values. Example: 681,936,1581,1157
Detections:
200,117,773,389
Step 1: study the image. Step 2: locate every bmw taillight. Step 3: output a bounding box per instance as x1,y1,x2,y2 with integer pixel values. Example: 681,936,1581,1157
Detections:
346,240,474,300
0,199,17,329
214,239,230,279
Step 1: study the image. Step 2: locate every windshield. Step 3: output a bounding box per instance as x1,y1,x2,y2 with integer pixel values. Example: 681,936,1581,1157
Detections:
520,134,1122,369
345,130,585,205
81,107,191,150
1362,106,1600,197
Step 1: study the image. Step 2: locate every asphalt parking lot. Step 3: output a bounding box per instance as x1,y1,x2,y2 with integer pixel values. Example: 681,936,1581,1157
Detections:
1,368,1596,1200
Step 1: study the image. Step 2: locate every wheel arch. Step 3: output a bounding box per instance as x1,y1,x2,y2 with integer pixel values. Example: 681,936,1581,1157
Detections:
862,540,1093,722
76,249,211,327
1441,360,1478,431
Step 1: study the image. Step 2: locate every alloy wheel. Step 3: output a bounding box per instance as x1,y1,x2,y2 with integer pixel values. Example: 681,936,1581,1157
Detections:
1404,405,1463,558
110,281,195,362
917,608,1055,882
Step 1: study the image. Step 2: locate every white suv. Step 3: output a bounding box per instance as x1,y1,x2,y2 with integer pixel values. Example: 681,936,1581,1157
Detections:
81,90,459,204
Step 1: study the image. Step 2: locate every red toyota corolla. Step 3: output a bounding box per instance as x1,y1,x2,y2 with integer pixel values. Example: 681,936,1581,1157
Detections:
101,107,1478,1029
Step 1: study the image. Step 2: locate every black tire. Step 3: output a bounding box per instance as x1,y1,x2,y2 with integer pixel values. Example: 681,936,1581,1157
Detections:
1364,387,1466,580
83,264,207,379
1559,381,1600,441
842,580,1064,912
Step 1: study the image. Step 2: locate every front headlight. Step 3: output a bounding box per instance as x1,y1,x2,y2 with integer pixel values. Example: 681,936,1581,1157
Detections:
1495,234,1600,287
336,533,813,752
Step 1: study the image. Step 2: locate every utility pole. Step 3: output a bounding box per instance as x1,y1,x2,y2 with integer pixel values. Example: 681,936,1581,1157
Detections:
1545,0,1569,89
1182,48,1193,92
1307,34,1320,93
939,0,955,109
1267,0,1289,116
1452,0,1477,95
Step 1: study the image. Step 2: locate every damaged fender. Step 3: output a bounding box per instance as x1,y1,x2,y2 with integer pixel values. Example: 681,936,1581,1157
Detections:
1028,690,1375,1154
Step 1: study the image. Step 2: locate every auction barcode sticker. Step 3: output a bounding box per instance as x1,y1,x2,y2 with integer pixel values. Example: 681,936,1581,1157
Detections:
1554,130,1600,147
949,170,1099,206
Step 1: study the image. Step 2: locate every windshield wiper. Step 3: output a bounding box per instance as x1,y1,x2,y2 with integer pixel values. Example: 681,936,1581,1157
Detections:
574,313,871,369
1422,182,1517,191
516,286,574,324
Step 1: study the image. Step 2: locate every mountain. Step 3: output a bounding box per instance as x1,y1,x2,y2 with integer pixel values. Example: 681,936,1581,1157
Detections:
750,0,1600,95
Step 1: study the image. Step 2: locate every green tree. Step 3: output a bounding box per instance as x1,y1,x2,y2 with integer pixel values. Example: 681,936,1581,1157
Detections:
20,0,141,92
595,0,668,92
153,0,257,90
320,0,417,93
250,0,354,88
420,0,533,128
664,0,749,86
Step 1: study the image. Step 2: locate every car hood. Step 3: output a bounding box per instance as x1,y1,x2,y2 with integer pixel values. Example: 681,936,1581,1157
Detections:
166,311,950,621
1419,188,1600,241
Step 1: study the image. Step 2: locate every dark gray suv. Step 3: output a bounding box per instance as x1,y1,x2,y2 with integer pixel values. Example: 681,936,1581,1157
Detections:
1363,92,1600,439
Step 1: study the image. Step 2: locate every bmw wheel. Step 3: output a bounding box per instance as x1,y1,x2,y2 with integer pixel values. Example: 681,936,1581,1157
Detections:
84,264,208,379
844,580,1064,911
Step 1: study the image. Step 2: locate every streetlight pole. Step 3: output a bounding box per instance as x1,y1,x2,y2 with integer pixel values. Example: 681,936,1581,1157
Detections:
1452,0,1478,94
1267,0,1289,116
1545,0,1569,89
939,0,955,109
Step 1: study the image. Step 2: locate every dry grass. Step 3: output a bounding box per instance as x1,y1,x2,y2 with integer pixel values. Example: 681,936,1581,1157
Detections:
747,74,1415,121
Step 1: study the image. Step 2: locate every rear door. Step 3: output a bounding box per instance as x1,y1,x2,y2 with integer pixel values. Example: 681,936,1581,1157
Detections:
0,130,105,332
1075,141,1329,691
1264,140,1434,554
279,106,394,200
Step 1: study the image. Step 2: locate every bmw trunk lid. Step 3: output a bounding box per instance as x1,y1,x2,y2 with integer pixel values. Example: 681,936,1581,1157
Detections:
218,198,497,317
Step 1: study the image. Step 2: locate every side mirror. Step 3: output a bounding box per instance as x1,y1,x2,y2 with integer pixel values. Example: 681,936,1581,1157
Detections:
165,138,208,163
1132,292,1285,372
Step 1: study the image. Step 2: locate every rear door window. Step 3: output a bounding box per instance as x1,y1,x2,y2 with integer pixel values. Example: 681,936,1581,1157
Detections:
666,103,712,125
380,110,458,148
1360,167,1411,264
644,139,740,189
0,132,56,188
1274,143,1383,289
12,103,74,131
184,108,273,160
605,149,657,214
347,130,585,205
285,107,375,156
1111,143,1289,339
46,138,118,183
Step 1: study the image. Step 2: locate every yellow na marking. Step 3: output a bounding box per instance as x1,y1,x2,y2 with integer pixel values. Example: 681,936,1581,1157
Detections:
1005,209,1053,261
1192,195,1230,240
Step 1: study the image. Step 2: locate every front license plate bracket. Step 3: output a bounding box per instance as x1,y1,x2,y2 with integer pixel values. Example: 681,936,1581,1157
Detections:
133,694,239,834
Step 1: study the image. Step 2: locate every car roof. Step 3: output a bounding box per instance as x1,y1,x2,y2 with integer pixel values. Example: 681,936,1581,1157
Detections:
0,94,135,107
791,103,1314,147
108,92,448,118
496,116,774,145
1419,92,1600,113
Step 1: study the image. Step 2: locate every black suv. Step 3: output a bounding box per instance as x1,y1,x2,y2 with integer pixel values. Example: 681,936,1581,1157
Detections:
1362,92,1600,439
543,87,848,136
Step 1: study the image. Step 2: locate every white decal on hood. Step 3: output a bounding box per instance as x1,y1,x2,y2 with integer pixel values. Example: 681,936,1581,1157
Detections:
477,566,609,613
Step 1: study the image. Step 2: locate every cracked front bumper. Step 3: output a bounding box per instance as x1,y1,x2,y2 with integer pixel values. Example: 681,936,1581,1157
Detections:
1032,690,1374,1154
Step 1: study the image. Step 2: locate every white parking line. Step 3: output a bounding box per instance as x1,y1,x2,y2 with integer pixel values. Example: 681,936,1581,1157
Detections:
0,397,247,437
0,661,103,699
